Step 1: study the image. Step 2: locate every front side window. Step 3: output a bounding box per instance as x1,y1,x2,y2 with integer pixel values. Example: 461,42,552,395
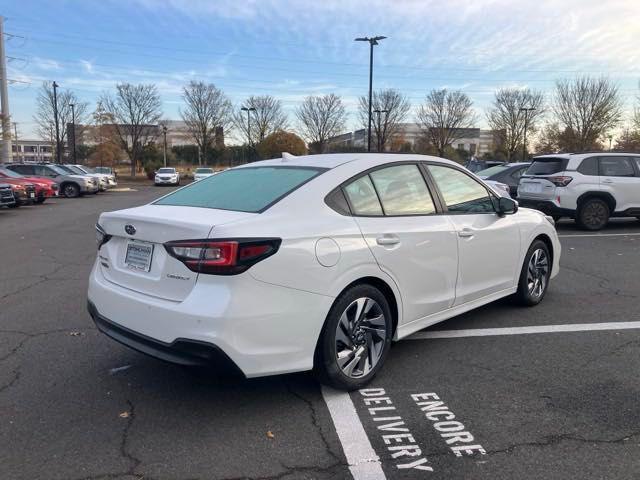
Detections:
369,164,435,215
428,165,495,214
343,175,383,216
154,166,325,213
599,157,636,177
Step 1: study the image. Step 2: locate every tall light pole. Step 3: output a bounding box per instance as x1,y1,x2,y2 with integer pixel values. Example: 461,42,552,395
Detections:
373,109,388,152
355,35,386,152
0,16,12,163
162,125,168,167
608,134,613,151
12,121,20,162
241,106,256,146
52,81,61,164
69,103,76,163
520,107,535,161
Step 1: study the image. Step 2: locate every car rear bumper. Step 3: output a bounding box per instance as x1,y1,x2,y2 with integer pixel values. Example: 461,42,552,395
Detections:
518,199,575,217
87,260,333,377
88,301,244,373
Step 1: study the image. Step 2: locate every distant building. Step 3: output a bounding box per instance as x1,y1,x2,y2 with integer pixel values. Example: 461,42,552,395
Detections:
0,139,54,163
327,123,502,156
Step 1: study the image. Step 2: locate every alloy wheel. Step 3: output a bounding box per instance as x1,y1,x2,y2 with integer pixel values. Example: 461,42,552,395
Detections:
582,201,607,229
335,297,387,378
527,248,549,298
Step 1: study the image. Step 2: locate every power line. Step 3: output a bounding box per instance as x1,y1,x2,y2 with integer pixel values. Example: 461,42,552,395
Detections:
13,30,640,76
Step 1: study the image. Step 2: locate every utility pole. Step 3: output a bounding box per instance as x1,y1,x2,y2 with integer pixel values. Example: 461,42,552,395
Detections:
53,81,61,164
69,103,77,163
355,35,386,152
0,16,12,163
519,107,535,161
12,121,19,162
162,125,168,167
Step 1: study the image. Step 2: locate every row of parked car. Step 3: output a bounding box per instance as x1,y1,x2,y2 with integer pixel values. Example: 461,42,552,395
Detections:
471,152,640,230
0,163,118,209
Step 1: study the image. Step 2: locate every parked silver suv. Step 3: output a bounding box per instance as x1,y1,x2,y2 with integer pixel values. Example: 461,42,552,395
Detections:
518,153,640,230
7,163,99,198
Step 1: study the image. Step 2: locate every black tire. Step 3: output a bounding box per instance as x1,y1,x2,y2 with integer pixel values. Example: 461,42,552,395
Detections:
514,240,552,306
576,198,609,230
552,215,562,222
62,183,80,198
7,202,19,208
315,284,393,391
36,197,46,204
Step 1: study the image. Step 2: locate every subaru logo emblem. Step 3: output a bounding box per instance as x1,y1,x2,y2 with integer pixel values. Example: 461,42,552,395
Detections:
124,224,136,235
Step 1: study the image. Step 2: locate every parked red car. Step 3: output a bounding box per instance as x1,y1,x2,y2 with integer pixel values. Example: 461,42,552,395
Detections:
0,176,36,207
0,167,58,203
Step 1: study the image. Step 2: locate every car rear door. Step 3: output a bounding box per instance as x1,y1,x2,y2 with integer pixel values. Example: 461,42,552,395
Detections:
426,163,521,306
343,163,458,324
598,156,640,212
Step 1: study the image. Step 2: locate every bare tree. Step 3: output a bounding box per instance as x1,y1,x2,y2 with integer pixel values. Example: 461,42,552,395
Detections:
296,94,346,153
416,89,476,157
33,82,89,162
100,83,162,175
181,81,232,165
486,88,545,161
553,76,622,152
358,89,410,152
233,95,288,145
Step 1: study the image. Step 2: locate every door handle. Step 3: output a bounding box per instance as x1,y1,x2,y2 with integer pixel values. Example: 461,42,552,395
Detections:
602,179,614,184
376,235,400,246
458,228,474,238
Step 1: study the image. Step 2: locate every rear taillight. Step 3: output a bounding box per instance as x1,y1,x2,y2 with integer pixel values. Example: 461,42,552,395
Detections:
164,238,281,275
548,176,573,187
95,223,112,249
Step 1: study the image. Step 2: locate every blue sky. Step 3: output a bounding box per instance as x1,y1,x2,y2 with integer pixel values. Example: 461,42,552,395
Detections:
4,0,640,141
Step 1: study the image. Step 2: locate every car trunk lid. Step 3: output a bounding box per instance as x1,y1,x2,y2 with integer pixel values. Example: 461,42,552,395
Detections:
98,205,255,301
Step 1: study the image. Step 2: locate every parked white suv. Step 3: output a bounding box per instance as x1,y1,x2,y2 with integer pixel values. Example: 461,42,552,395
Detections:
518,153,640,230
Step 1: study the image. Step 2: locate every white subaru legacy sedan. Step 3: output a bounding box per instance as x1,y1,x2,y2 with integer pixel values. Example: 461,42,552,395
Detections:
88,154,560,390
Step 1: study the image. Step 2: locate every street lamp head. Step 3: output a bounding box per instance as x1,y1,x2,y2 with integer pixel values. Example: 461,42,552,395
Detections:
162,125,167,133
241,107,249,112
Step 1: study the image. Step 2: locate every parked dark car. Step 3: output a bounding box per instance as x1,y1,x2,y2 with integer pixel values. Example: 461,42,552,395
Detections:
475,162,531,197
466,158,505,173
0,183,16,207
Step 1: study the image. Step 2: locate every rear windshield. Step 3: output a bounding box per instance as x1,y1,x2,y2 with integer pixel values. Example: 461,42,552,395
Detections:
475,165,509,177
158,168,176,173
195,168,214,173
154,166,326,213
526,158,568,175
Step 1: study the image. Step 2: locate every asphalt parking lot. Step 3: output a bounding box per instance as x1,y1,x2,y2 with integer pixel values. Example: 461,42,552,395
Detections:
1,187,639,480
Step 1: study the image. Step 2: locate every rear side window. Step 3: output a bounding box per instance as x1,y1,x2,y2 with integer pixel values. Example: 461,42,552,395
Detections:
344,175,383,216
369,165,435,215
599,157,636,177
154,166,325,213
577,157,599,176
526,158,568,175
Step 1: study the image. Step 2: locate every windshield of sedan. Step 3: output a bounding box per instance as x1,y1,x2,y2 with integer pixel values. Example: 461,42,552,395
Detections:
157,168,176,174
94,167,112,174
49,165,69,175
154,166,326,213
195,168,214,174
66,166,87,175
0,167,23,178
475,165,509,177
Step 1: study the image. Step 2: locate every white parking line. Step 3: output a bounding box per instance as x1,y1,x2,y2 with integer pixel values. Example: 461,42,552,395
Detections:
558,232,640,238
321,385,386,480
408,321,640,340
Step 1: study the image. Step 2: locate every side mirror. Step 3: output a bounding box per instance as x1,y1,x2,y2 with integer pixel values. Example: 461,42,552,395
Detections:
498,197,518,215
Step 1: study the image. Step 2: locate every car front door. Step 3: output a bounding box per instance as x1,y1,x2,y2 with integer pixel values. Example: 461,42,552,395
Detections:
598,156,640,212
343,163,458,325
426,163,521,306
